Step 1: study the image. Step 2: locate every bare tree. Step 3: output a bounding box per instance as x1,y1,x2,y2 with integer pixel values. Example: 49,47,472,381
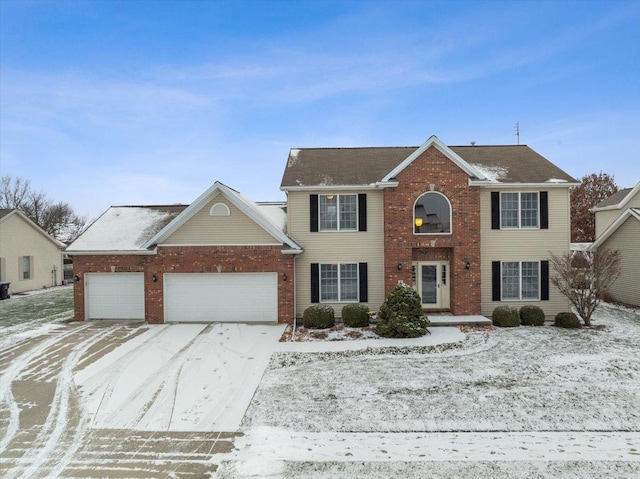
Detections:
549,249,622,326
0,175,88,244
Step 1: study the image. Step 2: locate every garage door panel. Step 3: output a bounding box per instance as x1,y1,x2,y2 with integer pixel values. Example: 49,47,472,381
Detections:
86,273,145,320
164,273,277,322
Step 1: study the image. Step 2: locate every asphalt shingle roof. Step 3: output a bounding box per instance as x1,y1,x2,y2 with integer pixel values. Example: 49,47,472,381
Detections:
281,144,576,187
594,188,632,208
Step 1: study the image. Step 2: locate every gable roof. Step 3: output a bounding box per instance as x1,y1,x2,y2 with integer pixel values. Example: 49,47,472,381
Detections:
67,183,301,255
593,182,640,211
281,136,576,189
66,205,187,254
590,207,640,250
142,182,301,252
0,208,66,249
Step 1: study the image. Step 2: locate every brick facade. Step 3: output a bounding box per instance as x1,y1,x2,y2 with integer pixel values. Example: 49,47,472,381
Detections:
72,245,295,324
383,145,481,315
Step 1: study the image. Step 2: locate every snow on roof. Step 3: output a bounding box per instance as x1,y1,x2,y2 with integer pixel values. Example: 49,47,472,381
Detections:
469,163,508,182
256,203,287,233
67,206,184,252
570,242,593,251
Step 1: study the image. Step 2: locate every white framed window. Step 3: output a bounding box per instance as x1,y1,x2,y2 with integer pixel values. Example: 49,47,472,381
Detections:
414,191,452,234
20,256,33,281
210,202,231,216
501,261,540,300
320,263,358,302
319,194,357,231
500,192,539,229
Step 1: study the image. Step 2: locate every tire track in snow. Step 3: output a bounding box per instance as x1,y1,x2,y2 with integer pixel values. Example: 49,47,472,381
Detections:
97,324,212,431
14,325,123,479
82,325,173,420
0,322,94,454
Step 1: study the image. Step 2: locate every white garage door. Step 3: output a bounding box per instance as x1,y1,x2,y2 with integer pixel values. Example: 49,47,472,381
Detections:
164,273,278,323
85,273,145,320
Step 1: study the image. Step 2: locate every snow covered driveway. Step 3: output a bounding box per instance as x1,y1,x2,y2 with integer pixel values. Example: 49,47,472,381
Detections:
0,295,284,478
75,322,286,432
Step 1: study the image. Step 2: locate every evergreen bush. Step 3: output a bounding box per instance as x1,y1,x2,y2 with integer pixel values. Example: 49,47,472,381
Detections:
554,312,581,329
341,304,370,327
302,305,335,329
520,305,546,326
492,306,520,327
376,283,430,338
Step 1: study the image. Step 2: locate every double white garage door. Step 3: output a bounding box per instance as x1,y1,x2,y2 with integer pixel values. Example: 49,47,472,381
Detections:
85,272,277,322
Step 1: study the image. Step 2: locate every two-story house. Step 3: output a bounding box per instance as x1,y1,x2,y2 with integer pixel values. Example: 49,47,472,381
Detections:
66,136,576,323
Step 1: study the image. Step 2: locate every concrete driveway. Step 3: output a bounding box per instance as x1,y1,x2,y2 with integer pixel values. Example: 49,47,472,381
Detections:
0,320,285,478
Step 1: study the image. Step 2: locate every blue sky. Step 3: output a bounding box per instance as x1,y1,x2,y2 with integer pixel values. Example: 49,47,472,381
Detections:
1,0,639,219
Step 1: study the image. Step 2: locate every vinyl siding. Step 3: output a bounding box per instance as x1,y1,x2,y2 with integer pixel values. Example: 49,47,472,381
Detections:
600,217,640,306
480,188,572,316
595,190,640,238
162,194,281,245
287,190,385,317
0,214,64,294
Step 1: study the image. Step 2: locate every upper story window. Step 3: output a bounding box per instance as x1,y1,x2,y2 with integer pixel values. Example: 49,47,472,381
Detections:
414,192,451,234
319,194,357,231
500,192,538,228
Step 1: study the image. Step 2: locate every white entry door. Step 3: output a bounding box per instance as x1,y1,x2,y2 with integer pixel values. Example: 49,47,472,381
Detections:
412,261,450,309
164,273,278,323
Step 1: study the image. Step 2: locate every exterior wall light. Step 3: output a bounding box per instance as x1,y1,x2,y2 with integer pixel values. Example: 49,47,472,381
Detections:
152,274,158,282
397,263,403,271
415,218,423,227
74,275,80,282
465,262,471,270
283,273,288,281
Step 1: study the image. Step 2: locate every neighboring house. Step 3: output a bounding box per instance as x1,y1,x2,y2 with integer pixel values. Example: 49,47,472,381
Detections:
590,182,640,306
0,209,66,294
67,135,576,323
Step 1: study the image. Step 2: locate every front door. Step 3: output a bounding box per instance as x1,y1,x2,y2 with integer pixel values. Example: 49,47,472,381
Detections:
412,261,450,309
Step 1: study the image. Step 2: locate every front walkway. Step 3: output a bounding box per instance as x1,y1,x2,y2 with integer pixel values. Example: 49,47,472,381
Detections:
277,326,465,352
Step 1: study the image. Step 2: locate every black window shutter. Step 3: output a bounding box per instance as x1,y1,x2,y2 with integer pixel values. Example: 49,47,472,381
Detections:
492,261,501,301
540,192,549,229
358,194,367,232
491,192,500,230
311,263,319,303
541,260,549,300
359,263,368,302
310,195,318,232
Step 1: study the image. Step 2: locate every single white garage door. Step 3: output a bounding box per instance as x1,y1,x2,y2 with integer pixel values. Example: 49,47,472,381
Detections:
85,273,145,320
164,273,278,323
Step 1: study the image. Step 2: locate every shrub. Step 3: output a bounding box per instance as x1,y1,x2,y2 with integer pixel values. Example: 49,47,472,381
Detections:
302,305,335,329
492,306,520,327
554,312,581,329
376,283,430,338
341,304,370,327
520,305,546,326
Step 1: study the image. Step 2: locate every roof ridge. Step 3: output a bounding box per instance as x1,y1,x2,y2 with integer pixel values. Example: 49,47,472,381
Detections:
111,204,188,208
290,144,529,151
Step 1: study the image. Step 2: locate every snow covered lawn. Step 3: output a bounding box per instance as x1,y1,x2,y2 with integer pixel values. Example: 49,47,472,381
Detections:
221,303,640,477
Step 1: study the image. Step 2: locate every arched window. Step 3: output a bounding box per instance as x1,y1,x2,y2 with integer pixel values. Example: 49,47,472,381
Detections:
210,202,231,216
414,192,451,234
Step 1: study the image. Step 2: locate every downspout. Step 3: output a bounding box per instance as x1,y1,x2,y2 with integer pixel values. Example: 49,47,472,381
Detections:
291,253,297,342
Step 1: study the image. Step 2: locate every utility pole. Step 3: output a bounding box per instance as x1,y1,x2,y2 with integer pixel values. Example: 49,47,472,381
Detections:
514,121,520,145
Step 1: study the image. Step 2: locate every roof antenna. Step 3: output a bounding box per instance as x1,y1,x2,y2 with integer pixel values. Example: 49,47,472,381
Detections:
514,121,520,145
